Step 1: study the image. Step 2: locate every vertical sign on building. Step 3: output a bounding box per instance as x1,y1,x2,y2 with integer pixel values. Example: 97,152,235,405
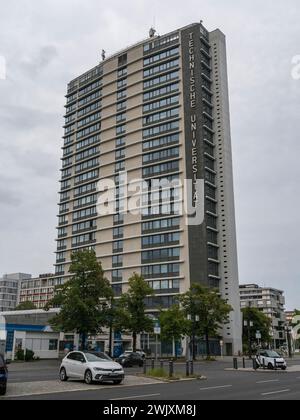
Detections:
181,24,209,286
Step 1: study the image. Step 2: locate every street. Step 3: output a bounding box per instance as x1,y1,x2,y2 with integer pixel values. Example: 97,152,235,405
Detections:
3,358,300,400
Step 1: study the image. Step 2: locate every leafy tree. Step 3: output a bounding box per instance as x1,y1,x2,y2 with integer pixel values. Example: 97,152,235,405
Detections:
242,307,271,352
115,273,154,352
180,284,232,359
45,250,113,350
159,305,188,357
15,301,36,311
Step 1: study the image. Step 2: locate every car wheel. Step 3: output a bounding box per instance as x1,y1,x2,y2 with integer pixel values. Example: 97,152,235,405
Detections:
0,385,6,396
281,366,287,370
84,369,93,385
267,363,274,370
113,380,123,385
60,367,68,382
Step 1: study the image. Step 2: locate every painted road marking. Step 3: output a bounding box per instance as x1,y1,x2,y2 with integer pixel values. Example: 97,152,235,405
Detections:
199,385,232,391
256,379,279,384
261,389,290,396
110,393,160,400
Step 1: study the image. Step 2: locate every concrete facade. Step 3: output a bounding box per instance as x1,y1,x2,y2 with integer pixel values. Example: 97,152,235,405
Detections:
54,23,242,355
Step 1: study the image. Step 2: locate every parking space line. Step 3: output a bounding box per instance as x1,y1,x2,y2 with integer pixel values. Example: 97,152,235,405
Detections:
110,393,160,400
261,389,290,396
256,380,279,384
199,385,232,391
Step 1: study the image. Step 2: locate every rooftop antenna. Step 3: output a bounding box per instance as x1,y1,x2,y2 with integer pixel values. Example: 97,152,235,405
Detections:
200,19,203,25
149,27,156,38
101,49,106,61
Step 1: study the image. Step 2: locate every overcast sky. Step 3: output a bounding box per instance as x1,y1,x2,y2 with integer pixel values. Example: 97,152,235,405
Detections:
0,1,299,309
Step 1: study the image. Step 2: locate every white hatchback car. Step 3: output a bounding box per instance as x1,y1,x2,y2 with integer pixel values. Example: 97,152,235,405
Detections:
59,351,125,385
255,350,287,370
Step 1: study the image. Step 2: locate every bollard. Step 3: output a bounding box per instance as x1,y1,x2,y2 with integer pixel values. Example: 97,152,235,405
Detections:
274,359,277,370
186,361,190,377
160,360,164,370
143,359,147,374
243,357,246,369
252,358,257,370
263,359,266,370
151,358,155,370
190,360,194,375
233,357,238,370
169,360,174,377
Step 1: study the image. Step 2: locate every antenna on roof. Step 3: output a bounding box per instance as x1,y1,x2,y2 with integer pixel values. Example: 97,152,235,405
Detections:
200,20,203,25
149,27,156,38
101,49,106,61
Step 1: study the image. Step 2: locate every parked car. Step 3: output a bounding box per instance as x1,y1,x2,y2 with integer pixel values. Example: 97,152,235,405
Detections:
59,351,124,385
0,354,8,395
116,352,144,367
123,350,146,359
255,350,287,370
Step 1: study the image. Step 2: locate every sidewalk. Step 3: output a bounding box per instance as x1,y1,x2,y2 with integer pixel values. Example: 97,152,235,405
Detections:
1,375,164,399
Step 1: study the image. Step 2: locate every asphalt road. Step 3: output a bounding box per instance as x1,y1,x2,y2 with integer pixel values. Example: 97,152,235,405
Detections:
5,358,300,400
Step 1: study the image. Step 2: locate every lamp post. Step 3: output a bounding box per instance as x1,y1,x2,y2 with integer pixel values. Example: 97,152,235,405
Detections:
284,325,293,358
187,314,199,361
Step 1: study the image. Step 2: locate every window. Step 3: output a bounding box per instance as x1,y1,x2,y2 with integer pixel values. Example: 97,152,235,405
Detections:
143,121,179,139
76,134,100,151
143,160,179,177
142,247,180,263
142,263,180,279
75,146,99,162
113,226,124,239
144,47,179,66
143,133,179,151
116,113,126,123
144,59,179,78
72,219,96,234
117,78,127,89
77,123,101,140
116,137,126,148
74,182,97,197
116,124,126,135
112,270,123,283
113,240,123,253
142,232,180,248
117,89,127,100
118,54,127,67
79,80,102,97
78,90,102,107
49,340,58,351
143,146,179,164
73,206,97,221
115,161,125,172
112,255,123,268
144,71,179,89
77,112,101,129
143,107,179,125
142,217,180,233
78,101,101,117
116,148,125,160
118,67,127,78
144,82,179,101
143,95,179,113
75,158,99,174
117,101,126,111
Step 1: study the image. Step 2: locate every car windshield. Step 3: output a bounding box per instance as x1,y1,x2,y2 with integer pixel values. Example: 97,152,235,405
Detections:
265,351,281,358
84,352,112,362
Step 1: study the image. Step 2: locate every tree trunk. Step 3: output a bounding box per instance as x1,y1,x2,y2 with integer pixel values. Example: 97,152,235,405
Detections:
132,332,137,352
205,329,210,357
81,332,86,351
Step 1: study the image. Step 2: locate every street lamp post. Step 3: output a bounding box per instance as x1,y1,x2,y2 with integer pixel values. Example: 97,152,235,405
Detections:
284,325,293,358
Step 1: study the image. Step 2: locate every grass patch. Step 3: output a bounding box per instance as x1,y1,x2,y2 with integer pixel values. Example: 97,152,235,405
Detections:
147,368,170,378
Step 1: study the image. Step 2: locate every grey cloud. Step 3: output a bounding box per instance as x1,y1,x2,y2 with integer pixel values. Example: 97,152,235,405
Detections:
0,0,299,308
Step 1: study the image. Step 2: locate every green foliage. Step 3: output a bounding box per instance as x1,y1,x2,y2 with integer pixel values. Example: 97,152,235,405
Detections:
242,307,271,346
46,250,113,347
179,284,232,337
114,273,154,351
15,349,35,361
159,305,189,343
147,368,169,378
15,301,36,311
25,349,35,361
179,284,232,356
